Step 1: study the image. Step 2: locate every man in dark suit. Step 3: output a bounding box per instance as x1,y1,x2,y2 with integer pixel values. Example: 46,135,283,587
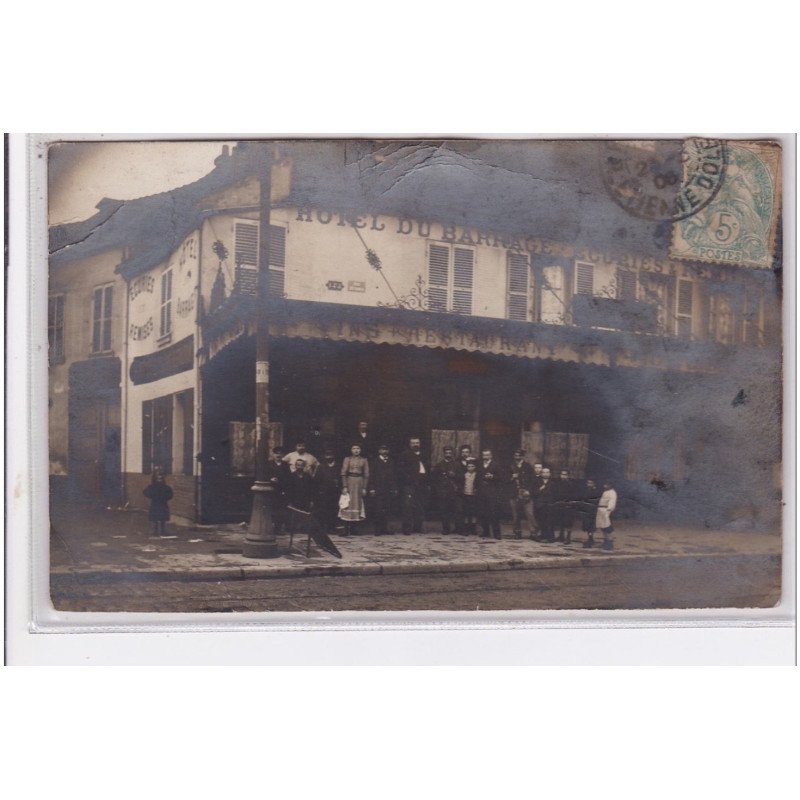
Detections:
397,436,427,534
508,448,536,540
477,448,505,540
350,420,374,460
456,444,474,477
532,466,556,542
554,468,577,543
314,447,341,534
368,444,396,535
432,445,461,534
265,446,290,534
285,458,319,513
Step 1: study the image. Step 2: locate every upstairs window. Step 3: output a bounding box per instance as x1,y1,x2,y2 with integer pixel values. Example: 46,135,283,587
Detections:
160,268,173,338
268,225,286,297
675,278,693,338
91,284,113,353
48,294,65,364
574,262,595,295
427,243,473,314
616,269,638,301
708,293,735,344
234,220,287,297
507,252,531,321
539,265,566,324
742,286,764,345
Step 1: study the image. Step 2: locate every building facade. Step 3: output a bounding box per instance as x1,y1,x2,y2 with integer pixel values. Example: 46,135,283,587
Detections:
49,142,782,530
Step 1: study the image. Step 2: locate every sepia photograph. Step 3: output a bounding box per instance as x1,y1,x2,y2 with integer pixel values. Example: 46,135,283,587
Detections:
45,136,785,614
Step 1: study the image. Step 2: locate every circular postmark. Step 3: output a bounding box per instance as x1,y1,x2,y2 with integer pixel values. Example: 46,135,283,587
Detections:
601,139,727,222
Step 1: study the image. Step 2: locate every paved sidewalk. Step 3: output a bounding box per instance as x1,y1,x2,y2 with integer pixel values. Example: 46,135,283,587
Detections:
49,505,782,582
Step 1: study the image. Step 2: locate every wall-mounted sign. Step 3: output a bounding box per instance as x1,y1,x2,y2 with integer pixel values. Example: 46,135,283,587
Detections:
326,280,344,291
348,280,366,293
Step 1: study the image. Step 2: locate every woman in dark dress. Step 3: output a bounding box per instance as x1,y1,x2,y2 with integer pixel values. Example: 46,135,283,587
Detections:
143,468,173,536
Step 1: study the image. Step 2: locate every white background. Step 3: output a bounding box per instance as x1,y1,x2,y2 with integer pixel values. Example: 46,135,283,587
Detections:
2,1,798,797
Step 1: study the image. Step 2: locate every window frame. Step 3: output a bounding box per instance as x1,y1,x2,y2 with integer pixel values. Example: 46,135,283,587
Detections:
48,293,66,364
574,261,596,296
233,219,288,298
507,251,532,321
91,283,114,354
675,277,694,339
426,240,474,315
159,267,173,340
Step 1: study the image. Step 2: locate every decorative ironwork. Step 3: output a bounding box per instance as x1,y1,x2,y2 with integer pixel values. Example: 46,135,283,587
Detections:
378,274,431,311
211,240,229,262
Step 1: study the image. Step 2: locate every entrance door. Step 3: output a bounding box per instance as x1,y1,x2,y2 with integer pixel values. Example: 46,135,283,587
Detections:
70,397,121,500
431,429,480,466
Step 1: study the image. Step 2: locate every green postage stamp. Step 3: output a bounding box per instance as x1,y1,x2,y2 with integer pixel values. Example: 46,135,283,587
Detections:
670,140,782,270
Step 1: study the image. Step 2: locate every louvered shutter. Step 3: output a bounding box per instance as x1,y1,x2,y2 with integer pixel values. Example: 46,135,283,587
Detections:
676,279,693,337
508,253,529,321
452,247,473,314
234,220,259,296
268,225,286,297
234,221,259,267
428,244,449,312
575,262,594,295
617,269,637,301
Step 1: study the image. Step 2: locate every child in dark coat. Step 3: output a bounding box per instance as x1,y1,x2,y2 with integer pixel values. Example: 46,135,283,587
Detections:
143,469,173,535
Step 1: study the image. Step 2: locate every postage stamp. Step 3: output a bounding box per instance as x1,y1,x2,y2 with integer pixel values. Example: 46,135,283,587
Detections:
670,140,782,269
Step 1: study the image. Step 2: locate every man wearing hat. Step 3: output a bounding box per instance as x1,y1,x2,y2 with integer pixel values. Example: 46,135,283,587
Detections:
508,448,536,540
397,436,428,534
368,444,396,535
266,446,290,534
314,446,342,534
432,445,461,534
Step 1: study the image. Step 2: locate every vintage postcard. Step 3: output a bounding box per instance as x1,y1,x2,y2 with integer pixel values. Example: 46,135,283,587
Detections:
43,137,785,615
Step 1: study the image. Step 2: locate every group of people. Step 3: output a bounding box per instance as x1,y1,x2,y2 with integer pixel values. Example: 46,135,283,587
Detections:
262,428,619,550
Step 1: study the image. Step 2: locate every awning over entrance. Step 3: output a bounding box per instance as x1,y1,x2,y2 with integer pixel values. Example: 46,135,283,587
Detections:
202,297,728,374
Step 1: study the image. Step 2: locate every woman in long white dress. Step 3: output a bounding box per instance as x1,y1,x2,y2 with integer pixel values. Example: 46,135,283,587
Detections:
339,444,369,536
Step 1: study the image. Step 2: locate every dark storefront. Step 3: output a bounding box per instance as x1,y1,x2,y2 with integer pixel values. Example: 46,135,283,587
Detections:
198,301,780,528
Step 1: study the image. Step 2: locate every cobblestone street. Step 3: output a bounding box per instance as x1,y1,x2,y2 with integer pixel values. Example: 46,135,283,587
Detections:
49,503,782,612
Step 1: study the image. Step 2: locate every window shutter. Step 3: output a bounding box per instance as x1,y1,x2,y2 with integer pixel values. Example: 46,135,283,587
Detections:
676,279,693,337
160,270,172,336
49,295,65,362
508,253,529,321
575,262,595,295
103,286,113,351
428,244,449,312
92,287,103,352
268,225,285,267
268,225,286,298
234,221,259,267
677,279,693,315
269,269,285,298
617,270,637,301
452,247,473,314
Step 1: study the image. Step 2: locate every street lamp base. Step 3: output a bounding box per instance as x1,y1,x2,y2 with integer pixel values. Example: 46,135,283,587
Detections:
242,539,280,559
242,481,281,559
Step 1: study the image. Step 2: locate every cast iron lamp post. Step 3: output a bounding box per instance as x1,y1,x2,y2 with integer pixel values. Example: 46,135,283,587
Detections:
242,142,279,558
